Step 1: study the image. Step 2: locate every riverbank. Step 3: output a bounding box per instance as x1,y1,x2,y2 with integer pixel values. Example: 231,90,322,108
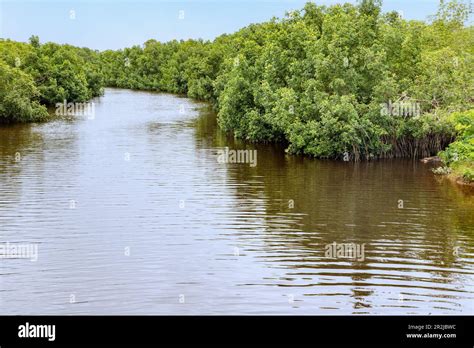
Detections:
432,110,474,187
429,161,474,190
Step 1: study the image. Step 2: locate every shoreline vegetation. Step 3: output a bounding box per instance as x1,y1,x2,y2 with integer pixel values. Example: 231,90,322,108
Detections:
0,0,472,184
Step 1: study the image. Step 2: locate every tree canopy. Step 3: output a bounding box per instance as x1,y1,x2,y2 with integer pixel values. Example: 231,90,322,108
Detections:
0,37,104,123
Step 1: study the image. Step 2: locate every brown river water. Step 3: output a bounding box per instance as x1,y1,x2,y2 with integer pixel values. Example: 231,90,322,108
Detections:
0,88,473,314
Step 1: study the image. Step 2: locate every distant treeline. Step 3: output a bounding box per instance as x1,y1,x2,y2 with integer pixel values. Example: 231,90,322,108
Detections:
0,1,472,175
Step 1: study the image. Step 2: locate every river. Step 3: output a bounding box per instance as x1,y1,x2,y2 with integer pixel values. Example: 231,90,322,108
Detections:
0,88,473,314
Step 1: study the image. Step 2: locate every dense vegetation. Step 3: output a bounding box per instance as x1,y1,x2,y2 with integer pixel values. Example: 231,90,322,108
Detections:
0,0,472,180
437,110,474,183
0,35,103,123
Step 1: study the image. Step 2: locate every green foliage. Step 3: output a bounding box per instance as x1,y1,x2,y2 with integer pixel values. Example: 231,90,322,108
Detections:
439,110,474,181
211,1,471,159
0,36,104,122
0,60,48,123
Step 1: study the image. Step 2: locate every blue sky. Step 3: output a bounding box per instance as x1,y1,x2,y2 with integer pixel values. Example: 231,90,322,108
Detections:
0,0,440,50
